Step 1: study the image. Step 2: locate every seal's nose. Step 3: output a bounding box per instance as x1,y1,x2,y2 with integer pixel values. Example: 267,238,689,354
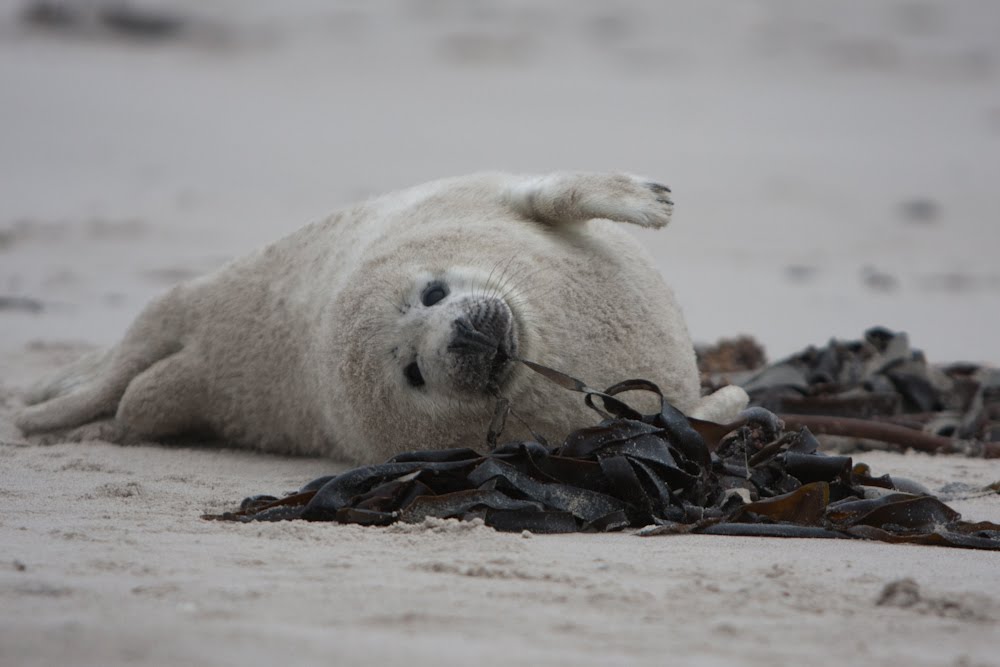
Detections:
449,299,512,355
451,318,498,352
446,298,517,392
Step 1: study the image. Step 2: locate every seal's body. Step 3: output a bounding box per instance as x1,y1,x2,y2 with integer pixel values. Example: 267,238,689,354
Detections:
15,172,747,463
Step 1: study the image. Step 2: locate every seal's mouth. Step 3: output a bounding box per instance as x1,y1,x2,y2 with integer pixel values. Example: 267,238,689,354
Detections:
487,333,517,388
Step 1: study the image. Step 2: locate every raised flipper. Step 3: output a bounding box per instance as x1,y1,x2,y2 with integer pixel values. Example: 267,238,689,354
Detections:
504,172,673,228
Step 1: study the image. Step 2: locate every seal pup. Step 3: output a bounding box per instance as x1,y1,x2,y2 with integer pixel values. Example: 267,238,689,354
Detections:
15,172,748,463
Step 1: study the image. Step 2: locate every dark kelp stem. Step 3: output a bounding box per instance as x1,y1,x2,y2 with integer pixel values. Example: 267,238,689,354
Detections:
778,414,1000,458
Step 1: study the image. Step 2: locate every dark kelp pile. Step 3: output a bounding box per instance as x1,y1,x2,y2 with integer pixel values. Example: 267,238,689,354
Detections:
703,327,1000,457
207,359,1000,550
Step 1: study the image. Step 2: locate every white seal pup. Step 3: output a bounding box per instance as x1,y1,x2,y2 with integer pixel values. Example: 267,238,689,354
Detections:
14,172,748,463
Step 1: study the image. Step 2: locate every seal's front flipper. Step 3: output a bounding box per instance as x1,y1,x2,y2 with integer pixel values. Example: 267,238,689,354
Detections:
505,172,673,229
689,385,750,424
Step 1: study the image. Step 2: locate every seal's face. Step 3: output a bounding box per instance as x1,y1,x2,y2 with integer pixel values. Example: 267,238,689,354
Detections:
395,268,520,400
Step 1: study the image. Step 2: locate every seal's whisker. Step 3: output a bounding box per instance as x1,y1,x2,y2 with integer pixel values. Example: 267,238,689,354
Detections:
478,256,508,303
488,255,520,303
481,256,515,299
498,264,557,305
481,257,509,302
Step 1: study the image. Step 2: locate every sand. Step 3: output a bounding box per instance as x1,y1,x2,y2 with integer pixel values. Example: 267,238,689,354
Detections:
2,2,999,666
2,416,999,667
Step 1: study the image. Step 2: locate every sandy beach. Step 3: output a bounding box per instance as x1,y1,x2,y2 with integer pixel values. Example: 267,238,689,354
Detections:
2,2,999,665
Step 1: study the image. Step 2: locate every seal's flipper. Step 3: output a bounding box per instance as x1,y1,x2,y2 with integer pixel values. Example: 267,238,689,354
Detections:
689,385,750,424
505,172,673,229
26,353,207,445
21,348,114,406
35,418,127,446
14,290,186,437
15,367,134,435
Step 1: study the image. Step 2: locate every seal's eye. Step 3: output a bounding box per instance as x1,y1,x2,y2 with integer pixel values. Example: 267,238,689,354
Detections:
404,361,425,387
421,283,448,307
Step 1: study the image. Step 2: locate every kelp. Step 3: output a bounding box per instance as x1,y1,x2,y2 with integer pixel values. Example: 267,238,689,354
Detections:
712,327,1000,456
206,360,1000,550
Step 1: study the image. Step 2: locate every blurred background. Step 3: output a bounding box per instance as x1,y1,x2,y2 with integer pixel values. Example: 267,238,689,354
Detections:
1,0,998,368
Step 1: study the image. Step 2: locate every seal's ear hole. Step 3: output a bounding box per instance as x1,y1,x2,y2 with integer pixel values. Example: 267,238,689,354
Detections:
421,283,449,307
404,361,425,387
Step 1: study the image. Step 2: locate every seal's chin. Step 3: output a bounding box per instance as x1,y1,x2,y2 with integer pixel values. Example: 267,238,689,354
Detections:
446,296,518,394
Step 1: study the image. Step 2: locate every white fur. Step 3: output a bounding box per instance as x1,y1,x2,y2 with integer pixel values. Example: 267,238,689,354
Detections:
14,172,746,463
506,172,673,228
688,385,750,423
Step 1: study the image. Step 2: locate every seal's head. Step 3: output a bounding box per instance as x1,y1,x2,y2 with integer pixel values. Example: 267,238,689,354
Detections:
397,268,519,398
330,253,536,462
